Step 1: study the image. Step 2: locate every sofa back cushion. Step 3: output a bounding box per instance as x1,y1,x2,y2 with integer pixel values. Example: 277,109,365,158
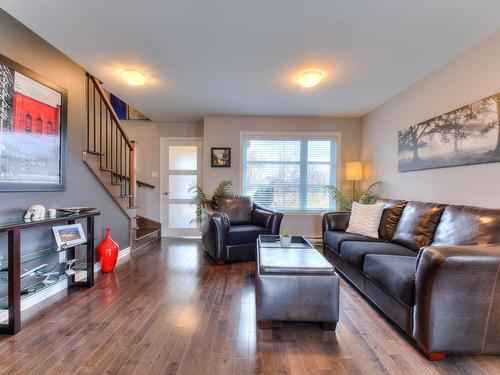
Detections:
375,198,408,240
432,205,500,246
392,201,446,251
213,196,253,225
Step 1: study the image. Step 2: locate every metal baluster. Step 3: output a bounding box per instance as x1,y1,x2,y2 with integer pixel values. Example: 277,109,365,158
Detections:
120,134,123,195
106,110,109,169
93,86,96,152
86,75,89,150
99,97,103,167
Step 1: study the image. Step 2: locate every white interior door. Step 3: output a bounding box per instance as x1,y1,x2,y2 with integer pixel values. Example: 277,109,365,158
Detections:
161,138,202,237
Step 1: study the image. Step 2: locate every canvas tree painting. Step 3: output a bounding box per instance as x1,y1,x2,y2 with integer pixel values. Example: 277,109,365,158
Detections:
0,54,66,191
398,93,500,172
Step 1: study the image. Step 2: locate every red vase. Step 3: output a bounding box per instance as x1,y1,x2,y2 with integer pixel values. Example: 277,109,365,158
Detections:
98,228,119,273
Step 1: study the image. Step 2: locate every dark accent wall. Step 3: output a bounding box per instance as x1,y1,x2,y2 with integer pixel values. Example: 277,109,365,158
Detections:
0,10,130,251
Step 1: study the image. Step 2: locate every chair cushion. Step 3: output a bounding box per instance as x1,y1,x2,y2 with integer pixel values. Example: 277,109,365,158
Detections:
346,202,385,238
375,198,408,240
340,241,415,269
213,196,253,225
432,205,500,246
252,208,270,228
227,225,271,245
392,201,446,252
363,254,417,306
323,231,383,253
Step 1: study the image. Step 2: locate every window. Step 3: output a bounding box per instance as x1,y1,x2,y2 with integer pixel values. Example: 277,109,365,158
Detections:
47,121,54,134
241,134,337,211
36,118,43,134
25,114,32,133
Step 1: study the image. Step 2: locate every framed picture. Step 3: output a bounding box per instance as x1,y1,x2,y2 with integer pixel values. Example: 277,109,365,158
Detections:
0,54,67,191
211,147,231,167
398,92,500,172
52,223,86,248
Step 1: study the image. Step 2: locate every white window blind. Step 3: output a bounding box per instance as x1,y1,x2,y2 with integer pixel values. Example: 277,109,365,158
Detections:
241,135,337,211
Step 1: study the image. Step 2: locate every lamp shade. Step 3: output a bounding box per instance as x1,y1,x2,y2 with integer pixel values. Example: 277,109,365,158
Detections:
346,162,363,181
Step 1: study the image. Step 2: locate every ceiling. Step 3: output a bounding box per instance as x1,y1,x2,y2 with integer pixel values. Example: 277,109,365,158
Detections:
1,1,500,122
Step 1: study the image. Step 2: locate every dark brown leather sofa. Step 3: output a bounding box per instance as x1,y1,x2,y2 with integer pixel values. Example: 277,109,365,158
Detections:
202,196,283,264
321,199,500,360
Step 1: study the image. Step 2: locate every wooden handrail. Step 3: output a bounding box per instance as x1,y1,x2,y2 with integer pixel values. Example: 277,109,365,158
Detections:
112,172,155,189
87,74,134,150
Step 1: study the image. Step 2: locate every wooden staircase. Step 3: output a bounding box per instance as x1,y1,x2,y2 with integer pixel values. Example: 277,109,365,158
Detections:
83,73,160,250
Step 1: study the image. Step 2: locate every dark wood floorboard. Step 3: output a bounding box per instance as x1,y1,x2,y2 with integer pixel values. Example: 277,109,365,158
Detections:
1,238,499,375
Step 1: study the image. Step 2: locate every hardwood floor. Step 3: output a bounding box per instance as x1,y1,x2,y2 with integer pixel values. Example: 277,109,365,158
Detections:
1,238,499,375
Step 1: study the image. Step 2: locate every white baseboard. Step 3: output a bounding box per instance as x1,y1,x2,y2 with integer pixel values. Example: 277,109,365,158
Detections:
0,247,131,323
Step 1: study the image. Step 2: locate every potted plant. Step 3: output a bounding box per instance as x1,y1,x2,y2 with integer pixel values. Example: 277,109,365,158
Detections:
188,180,234,225
326,181,381,211
280,231,292,247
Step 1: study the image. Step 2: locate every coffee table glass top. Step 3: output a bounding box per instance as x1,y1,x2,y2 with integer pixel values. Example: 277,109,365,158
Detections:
258,235,313,249
257,235,334,274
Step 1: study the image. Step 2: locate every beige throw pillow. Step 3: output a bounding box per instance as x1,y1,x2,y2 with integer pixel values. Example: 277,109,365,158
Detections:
346,202,385,238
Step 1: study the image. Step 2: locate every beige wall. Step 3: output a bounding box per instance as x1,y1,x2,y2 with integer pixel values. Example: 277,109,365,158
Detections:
361,31,500,208
122,120,203,220
203,116,361,237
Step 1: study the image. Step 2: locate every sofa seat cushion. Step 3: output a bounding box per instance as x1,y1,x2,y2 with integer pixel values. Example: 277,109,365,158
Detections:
324,231,383,253
340,241,415,269
363,254,417,306
227,225,271,245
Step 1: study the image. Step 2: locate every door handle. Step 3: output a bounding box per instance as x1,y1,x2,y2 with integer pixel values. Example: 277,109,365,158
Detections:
164,192,169,196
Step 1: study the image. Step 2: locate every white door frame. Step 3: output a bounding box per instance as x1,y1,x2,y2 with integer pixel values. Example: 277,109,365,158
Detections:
160,137,203,237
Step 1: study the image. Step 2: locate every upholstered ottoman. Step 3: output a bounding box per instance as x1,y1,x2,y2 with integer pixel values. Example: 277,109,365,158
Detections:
256,235,340,330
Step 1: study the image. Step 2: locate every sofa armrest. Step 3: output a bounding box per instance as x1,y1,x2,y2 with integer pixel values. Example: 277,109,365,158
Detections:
253,203,284,235
201,208,230,262
414,244,500,355
321,211,350,233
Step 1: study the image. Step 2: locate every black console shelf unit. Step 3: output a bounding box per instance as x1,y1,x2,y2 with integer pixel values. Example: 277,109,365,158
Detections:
0,210,99,334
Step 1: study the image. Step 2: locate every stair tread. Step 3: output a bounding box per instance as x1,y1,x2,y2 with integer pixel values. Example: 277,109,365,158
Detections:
100,168,113,172
135,227,161,240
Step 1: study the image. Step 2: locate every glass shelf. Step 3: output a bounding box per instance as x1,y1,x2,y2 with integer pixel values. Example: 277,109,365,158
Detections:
0,209,99,232
0,242,87,272
0,268,87,309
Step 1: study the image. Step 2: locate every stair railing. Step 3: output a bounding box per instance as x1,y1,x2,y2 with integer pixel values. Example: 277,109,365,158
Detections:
86,73,136,208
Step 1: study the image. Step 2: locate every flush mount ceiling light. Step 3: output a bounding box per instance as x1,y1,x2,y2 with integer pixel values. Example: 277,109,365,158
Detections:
119,69,147,86
296,70,324,88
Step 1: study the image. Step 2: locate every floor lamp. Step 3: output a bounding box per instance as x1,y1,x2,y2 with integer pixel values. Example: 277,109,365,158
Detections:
346,161,363,193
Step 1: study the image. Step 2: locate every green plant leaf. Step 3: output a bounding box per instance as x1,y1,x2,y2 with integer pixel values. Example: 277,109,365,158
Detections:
212,180,235,199
326,181,381,211
188,180,235,225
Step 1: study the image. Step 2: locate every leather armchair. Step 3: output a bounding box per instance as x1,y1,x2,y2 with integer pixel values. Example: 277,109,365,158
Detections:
202,196,283,264
414,244,500,355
